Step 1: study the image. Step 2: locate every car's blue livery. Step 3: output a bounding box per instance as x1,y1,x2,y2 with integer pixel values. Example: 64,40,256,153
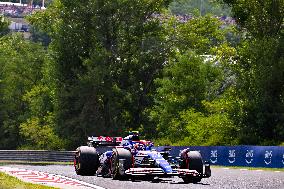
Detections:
74,131,211,183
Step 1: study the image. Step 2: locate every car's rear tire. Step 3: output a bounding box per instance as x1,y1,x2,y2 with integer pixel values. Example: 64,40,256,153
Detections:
74,146,99,176
181,151,203,183
111,148,132,180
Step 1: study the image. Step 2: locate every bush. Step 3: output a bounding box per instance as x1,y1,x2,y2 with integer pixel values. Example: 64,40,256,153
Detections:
19,113,66,150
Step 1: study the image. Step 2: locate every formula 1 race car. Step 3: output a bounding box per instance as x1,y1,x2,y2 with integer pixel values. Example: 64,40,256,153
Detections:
74,131,211,183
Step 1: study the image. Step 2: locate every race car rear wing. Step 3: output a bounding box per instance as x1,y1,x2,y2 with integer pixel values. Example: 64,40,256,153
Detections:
87,136,123,147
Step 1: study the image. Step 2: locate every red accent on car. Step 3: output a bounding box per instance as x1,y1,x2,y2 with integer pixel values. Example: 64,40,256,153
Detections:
105,136,112,142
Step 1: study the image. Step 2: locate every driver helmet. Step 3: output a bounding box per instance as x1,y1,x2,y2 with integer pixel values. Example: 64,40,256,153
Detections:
129,131,140,141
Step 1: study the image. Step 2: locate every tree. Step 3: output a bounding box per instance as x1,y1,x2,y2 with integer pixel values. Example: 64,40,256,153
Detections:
0,34,46,149
0,16,9,144
222,0,284,144
150,51,238,145
29,0,171,148
0,16,9,37
149,14,239,145
222,0,283,37
28,25,51,47
172,15,229,54
170,0,231,16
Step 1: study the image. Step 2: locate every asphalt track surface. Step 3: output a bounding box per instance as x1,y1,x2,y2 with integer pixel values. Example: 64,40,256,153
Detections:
4,164,284,189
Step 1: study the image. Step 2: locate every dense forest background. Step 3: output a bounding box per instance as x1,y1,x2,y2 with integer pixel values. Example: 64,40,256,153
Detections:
0,0,283,150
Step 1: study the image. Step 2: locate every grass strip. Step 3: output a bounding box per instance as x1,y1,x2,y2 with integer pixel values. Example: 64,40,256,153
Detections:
0,171,58,189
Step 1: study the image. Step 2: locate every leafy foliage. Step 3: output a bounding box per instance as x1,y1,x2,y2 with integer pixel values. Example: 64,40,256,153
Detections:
20,113,65,150
169,0,231,16
0,0,283,149
172,15,229,53
148,12,239,145
28,26,51,47
222,0,283,37
0,16,9,36
28,0,171,148
233,37,284,144
222,0,284,145
150,50,238,145
0,35,45,148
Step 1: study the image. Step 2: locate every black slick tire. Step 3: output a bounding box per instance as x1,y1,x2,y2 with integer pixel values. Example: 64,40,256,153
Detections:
181,151,203,183
74,146,99,176
111,148,132,180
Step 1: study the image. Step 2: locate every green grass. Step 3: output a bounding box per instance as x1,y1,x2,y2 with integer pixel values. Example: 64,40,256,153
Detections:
212,165,284,172
0,172,58,189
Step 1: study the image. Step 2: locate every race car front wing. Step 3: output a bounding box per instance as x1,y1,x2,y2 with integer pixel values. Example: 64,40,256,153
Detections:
125,165,211,178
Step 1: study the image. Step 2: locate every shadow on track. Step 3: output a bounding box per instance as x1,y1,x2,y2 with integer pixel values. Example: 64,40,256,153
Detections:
123,177,210,186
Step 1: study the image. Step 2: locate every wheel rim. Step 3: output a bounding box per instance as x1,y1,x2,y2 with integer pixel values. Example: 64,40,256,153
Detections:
111,152,117,175
111,151,121,178
74,151,81,172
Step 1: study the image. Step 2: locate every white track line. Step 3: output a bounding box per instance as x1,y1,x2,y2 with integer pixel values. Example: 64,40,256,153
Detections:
49,173,106,189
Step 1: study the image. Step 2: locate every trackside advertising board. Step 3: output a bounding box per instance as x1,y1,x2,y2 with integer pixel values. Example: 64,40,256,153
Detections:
156,146,284,168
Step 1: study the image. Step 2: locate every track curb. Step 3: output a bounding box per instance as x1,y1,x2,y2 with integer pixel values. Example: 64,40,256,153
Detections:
0,166,105,189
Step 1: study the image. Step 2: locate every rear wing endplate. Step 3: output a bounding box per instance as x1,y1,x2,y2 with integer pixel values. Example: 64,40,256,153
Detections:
88,136,123,146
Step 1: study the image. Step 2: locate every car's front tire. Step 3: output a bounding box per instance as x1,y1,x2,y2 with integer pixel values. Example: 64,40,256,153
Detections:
111,148,132,180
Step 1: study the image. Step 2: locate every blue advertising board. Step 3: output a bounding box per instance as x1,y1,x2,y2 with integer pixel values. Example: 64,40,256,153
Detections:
156,146,284,168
